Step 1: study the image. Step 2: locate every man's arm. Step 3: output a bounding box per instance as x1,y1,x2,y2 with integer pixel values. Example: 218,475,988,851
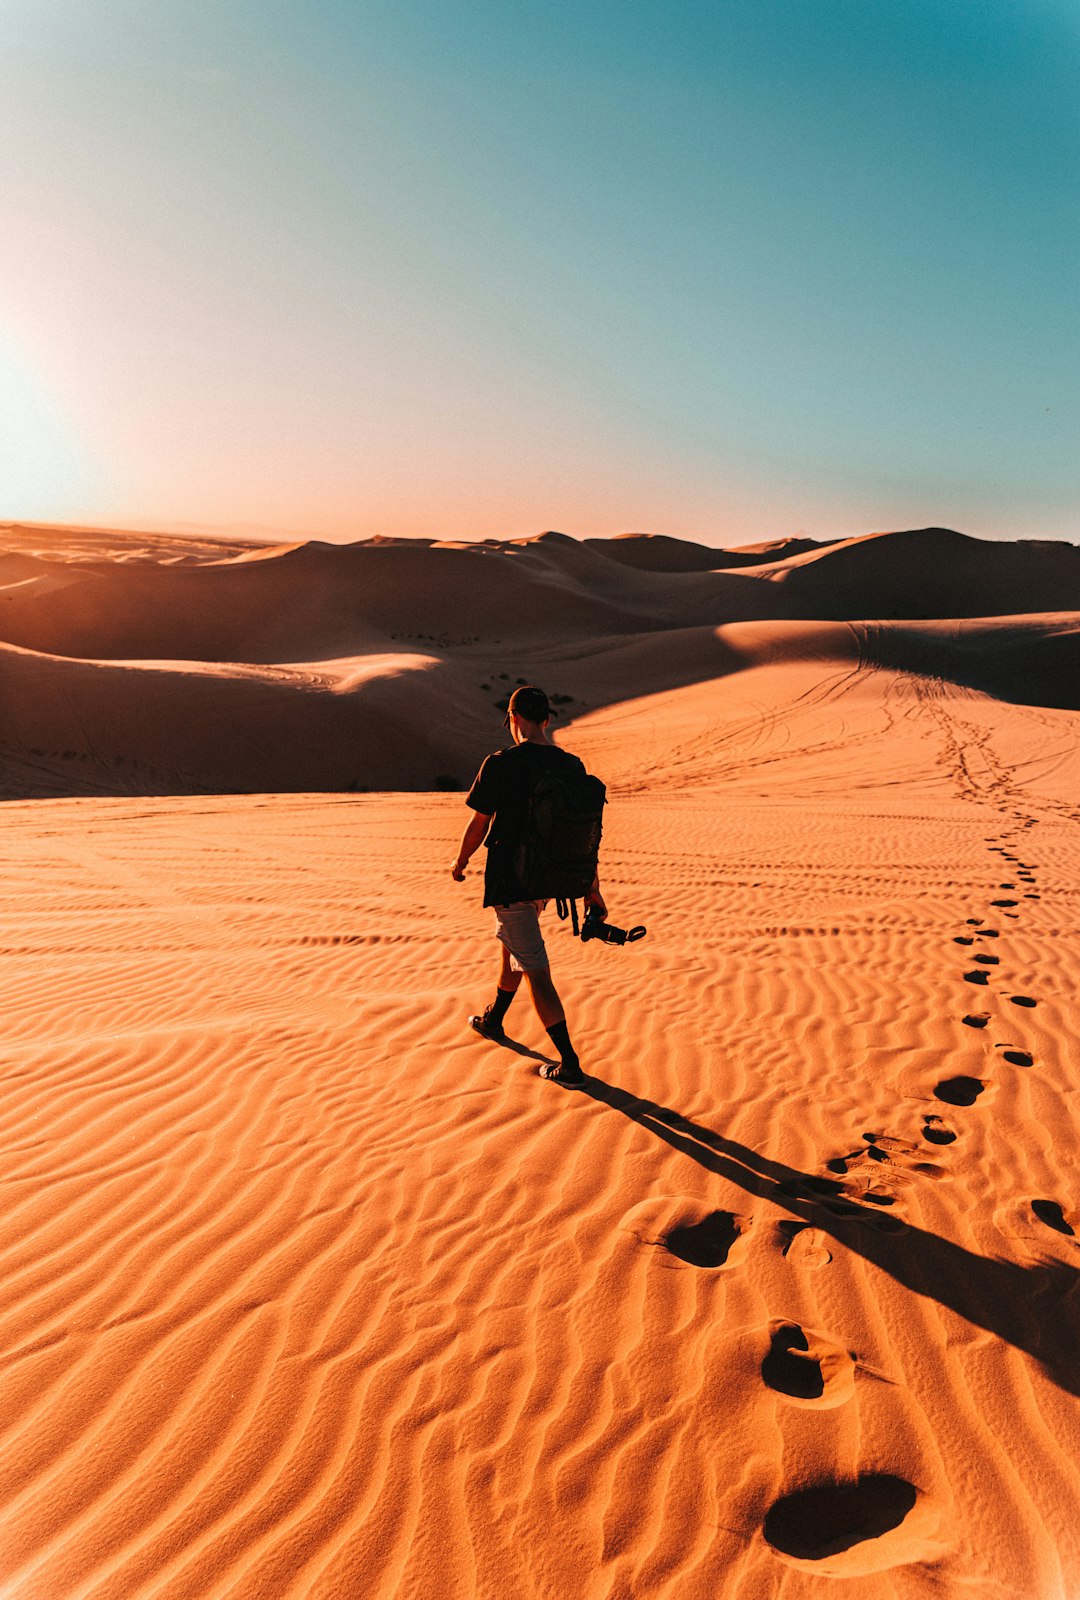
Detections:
451,810,491,881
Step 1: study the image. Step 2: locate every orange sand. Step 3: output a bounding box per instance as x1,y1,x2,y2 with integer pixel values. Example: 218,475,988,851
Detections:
0,522,1077,1597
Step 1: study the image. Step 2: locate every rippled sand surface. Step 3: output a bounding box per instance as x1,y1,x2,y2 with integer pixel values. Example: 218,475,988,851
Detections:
1,642,1077,1597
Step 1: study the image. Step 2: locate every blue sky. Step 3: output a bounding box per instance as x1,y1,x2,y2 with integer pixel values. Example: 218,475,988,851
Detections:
0,0,1076,544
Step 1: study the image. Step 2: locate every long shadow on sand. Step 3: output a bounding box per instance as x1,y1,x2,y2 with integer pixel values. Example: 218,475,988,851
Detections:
582,1077,1080,1398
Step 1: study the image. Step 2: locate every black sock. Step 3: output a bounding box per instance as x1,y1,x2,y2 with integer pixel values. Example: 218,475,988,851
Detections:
488,986,517,1026
545,1020,580,1071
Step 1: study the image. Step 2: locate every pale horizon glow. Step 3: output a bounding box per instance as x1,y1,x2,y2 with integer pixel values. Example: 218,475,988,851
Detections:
1,0,1077,547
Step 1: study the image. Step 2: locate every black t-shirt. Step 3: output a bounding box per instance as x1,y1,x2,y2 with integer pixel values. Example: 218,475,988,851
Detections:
466,742,587,907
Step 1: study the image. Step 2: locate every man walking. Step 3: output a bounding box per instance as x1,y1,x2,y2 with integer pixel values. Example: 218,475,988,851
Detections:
451,685,605,1086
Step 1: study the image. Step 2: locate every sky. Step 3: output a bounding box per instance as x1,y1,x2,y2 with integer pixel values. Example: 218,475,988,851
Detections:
1,0,1077,547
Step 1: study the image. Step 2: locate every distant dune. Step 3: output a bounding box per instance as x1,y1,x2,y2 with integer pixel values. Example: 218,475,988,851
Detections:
583,530,834,571
0,521,1077,797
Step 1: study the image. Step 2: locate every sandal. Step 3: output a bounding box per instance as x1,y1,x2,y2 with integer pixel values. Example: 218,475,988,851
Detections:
469,1010,506,1042
539,1060,585,1087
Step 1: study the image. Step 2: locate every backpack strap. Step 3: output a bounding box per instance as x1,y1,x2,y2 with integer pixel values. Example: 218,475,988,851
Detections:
555,897,581,936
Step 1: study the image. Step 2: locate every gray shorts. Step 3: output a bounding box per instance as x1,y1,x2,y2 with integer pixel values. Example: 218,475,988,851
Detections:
493,900,550,974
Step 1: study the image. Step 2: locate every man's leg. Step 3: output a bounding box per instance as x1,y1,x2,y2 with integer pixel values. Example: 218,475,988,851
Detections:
525,967,583,1083
499,943,523,996
470,938,523,1041
476,904,583,1082
522,966,564,1028
487,946,522,1030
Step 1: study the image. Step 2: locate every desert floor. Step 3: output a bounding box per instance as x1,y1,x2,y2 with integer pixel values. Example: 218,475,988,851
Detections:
1,656,1078,1598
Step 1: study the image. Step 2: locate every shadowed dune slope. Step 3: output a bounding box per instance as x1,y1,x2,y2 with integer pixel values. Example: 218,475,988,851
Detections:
0,643,480,797
750,527,1080,618
0,522,1078,798
857,617,1080,713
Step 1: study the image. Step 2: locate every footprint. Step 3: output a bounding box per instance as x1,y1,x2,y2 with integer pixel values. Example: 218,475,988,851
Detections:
965,917,985,926
991,899,1018,907
775,1220,832,1267
998,882,1015,889
622,1198,754,1270
961,1012,990,1029
933,1076,985,1107
998,1048,1033,1067
1010,995,1038,1008
663,1209,751,1268
861,1132,940,1169
761,1320,856,1407
762,1323,824,1400
1032,1200,1075,1237
922,1116,956,1145
996,1198,1079,1261
763,1475,921,1569
777,1177,908,1233
848,1185,897,1208
963,970,989,986
953,935,974,946
976,928,1000,938
973,953,999,965
830,1137,945,1209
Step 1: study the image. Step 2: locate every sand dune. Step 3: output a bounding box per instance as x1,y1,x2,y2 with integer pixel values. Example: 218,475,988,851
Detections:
857,615,1080,712
582,531,833,571
0,641,480,797
0,522,1078,799
748,527,1080,619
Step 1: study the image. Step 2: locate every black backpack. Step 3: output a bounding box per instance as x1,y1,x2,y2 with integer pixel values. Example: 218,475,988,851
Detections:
514,760,606,907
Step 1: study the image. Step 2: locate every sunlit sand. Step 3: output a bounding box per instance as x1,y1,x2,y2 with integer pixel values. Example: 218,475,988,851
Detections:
0,522,1077,1596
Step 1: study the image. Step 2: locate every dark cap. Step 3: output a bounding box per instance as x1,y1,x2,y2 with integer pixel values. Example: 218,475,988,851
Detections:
503,684,551,727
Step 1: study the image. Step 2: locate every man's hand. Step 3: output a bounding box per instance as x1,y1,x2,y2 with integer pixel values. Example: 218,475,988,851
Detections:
585,886,607,917
452,810,490,885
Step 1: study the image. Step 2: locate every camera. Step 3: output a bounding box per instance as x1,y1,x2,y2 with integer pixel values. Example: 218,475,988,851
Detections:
580,909,647,945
